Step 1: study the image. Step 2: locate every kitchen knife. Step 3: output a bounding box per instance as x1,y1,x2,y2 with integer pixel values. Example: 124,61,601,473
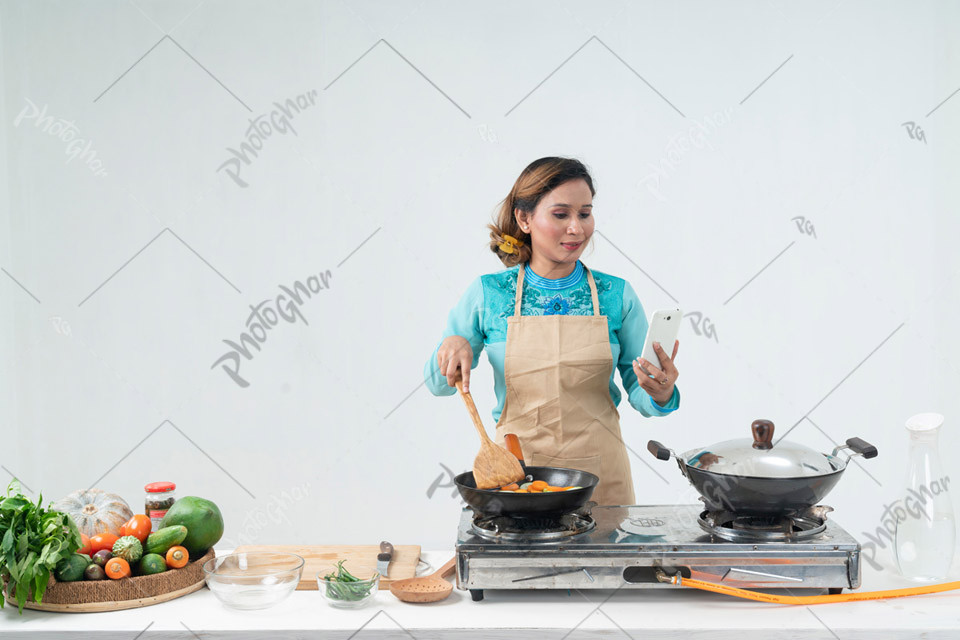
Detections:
377,541,394,577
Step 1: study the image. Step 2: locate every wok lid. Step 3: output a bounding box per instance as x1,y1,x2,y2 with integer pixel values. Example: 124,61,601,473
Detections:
680,419,842,478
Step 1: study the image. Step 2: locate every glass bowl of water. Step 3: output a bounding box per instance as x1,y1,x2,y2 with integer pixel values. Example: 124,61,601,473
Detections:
203,552,304,610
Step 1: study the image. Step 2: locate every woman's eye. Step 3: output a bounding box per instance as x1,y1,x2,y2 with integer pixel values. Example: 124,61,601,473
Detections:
552,212,567,219
579,212,591,219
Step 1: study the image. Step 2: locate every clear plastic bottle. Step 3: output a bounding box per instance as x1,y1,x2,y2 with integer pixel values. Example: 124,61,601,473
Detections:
894,413,956,581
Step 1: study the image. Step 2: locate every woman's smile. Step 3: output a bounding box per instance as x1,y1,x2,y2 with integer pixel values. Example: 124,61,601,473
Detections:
561,241,583,251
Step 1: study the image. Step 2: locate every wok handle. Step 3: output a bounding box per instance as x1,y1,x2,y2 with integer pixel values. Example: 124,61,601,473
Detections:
846,437,878,459
647,440,672,461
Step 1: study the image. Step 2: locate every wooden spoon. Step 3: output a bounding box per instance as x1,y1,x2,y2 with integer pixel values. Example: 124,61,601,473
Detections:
455,379,524,489
389,557,457,603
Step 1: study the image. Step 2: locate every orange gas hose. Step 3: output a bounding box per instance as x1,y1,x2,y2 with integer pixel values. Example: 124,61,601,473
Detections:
657,571,960,604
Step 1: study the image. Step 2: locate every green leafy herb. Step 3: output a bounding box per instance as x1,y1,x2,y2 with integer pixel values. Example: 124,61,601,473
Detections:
321,559,378,601
0,480,82,614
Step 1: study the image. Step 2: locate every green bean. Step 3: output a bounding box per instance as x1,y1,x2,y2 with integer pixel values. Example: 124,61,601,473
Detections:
322,561,377,600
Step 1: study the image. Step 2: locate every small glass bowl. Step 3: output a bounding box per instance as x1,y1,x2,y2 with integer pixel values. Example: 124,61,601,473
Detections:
316,569,380,608
203,552,304,610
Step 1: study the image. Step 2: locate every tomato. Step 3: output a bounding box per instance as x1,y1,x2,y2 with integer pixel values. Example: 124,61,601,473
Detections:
89,533,119,554
105,557,130,579
120,514,152,543
77,533,92,556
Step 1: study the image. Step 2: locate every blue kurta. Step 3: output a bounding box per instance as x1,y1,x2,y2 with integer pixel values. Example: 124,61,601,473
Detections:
424,261,680,423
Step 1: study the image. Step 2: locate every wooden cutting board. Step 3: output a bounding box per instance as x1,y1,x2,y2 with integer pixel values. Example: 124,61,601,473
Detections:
232,545,421,591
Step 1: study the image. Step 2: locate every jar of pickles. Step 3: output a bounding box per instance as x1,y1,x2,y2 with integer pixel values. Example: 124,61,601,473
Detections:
144,482,176,532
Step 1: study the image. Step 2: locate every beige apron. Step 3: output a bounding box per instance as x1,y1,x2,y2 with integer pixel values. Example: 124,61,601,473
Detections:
494,263,636,506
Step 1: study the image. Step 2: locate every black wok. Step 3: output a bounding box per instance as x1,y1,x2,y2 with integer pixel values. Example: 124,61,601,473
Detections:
673,461,845,515
455,466,598,517
648,419,878,516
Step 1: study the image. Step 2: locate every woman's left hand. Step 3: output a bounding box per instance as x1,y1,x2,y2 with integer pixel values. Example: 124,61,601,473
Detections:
633,340,679,406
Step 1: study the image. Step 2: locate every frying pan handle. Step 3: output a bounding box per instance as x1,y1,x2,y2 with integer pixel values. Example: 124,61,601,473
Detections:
845,437,878,459
504,434,525,464
647,440,673,461
503,433,529,477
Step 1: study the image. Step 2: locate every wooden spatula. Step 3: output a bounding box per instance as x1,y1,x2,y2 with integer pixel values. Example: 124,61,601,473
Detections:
454,378,525,489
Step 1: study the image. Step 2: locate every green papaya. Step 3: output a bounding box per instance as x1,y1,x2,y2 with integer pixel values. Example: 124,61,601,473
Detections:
160,497,223,557
145,525,188,555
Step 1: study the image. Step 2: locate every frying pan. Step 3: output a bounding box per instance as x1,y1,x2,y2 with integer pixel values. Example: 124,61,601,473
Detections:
455,466,598,517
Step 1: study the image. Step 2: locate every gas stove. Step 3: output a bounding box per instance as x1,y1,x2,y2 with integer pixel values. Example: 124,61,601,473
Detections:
455,504,861,601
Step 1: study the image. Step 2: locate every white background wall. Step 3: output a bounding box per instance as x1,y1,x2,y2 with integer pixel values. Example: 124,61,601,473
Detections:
1,1,958,573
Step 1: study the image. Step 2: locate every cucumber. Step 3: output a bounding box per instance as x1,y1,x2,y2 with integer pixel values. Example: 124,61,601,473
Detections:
145,525,188,555
140,553,167,575
55,553,90,582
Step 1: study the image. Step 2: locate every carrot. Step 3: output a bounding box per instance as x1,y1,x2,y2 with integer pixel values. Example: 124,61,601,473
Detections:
166,546,189,569
529,480,548,491
501,483,520,491
105,557,130,579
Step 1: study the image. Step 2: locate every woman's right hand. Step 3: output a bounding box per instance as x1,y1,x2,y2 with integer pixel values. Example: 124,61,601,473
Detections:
437,335,473,392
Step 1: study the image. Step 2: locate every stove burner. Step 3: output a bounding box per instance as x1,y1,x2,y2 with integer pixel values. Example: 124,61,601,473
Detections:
471,509,596,543
698,505,832,543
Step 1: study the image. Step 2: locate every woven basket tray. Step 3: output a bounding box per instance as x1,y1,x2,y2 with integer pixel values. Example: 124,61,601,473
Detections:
4,549,214,613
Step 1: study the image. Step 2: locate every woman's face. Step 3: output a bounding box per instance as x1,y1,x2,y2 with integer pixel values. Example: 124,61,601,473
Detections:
516,178,594,267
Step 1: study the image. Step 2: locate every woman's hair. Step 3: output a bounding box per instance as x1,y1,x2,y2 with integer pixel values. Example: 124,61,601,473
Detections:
488,157,596,267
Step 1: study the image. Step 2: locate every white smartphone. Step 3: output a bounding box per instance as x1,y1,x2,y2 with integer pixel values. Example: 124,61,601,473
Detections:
640,308,683,372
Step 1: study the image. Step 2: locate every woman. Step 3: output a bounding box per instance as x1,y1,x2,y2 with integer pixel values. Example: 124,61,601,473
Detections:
423,157,680,505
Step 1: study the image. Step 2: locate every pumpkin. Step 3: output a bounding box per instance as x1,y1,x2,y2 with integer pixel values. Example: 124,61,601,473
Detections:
52,489,134,537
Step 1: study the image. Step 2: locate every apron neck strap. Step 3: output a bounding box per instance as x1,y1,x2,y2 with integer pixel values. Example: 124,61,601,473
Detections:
514,264,526,316
514,262,601,316
585,267,600,316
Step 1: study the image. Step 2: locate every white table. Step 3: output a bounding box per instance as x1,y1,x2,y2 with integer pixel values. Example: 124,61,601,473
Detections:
2,550,959,639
